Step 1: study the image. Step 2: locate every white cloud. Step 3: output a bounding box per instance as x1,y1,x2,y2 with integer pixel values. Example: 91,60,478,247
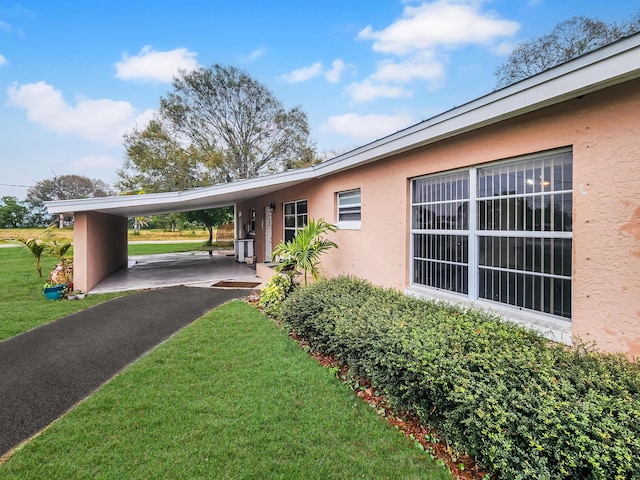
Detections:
346,80,411,103
0,54,7,66
348,1,519,103
0,19,24,37
371,52,445,83
491,41,515,56
325,59,347,83
323,112,414,140
115,45,200,83
280,62,323,83
6,81,155,146
70,153,121,171
358,0,520,55
241,48,266,62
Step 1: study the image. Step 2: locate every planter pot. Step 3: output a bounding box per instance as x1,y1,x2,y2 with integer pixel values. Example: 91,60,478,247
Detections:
44,284,66,300
245,256,256,265
67,294,77,301
77,293,86,299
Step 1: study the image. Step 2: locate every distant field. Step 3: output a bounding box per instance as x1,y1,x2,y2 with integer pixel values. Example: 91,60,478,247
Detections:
0,227,234,243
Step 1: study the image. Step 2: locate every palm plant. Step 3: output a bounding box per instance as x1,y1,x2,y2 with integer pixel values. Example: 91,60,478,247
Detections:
16,226,55,278
272,218,338,286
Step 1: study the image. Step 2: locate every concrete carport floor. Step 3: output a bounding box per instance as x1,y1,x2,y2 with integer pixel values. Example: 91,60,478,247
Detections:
89,249,262,293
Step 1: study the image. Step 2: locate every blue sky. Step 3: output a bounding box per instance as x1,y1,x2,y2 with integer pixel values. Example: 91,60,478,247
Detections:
1,0,637,200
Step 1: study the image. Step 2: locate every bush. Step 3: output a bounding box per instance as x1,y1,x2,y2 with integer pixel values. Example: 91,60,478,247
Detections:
281,276,640,480
258,273,298,320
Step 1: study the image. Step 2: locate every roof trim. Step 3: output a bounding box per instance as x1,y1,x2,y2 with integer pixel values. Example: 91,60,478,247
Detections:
47,33,640,217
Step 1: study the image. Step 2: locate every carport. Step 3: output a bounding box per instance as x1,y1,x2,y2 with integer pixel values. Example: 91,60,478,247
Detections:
89,250,261,293
46,169,315,293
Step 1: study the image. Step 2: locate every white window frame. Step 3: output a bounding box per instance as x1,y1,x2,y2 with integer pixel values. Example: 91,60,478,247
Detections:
410,148,573,324
283,199,308,242
336,188,361,230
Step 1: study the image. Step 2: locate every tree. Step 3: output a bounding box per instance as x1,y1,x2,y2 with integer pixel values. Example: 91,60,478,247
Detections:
116,119,219,194
271,218,338,286
183,207,233,246
0,196,29,228
27,174,115,226
159,64,315,182
495,14,640,88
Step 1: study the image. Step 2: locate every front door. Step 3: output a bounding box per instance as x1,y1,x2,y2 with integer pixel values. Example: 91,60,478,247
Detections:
264,206,273,262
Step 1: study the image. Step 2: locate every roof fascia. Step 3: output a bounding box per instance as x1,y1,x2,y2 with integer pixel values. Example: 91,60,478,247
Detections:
46,166,315,215
47,35,640,216
312,34,640,177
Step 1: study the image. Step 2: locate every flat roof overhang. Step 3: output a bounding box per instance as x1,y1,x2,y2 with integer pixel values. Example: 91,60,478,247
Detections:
46,168,316,218
46,33,640,219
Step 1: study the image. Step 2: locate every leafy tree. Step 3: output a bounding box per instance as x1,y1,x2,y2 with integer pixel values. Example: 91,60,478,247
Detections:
495,14,640,88
116,119,219,194
272,218,338,286
183,207,233,246
0,196,29,228
159,64,315,182
27,174,115,226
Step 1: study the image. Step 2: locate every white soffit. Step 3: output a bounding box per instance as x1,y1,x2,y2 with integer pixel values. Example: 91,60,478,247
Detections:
47,34,640,217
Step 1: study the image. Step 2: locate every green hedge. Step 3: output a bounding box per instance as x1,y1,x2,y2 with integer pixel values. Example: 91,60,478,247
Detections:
282,276,640,480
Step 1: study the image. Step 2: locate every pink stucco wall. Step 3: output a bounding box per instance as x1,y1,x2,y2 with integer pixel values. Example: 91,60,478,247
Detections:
73,212,128,292
240,78,640,357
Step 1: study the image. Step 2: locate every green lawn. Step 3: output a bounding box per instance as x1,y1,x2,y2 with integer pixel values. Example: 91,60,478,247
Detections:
0,301,452,479
127,241,233,256
0,242,234,340
0,248,126,341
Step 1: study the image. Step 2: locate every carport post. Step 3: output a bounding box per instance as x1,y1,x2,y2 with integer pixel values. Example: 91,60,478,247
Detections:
73,211,128,292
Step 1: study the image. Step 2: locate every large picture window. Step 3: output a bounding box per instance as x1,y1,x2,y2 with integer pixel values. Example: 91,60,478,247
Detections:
412,171,469,294
411,149,573,320
284,199,308,242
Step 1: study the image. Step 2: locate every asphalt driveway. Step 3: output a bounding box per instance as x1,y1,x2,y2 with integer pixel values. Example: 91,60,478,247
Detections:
0,286,249,457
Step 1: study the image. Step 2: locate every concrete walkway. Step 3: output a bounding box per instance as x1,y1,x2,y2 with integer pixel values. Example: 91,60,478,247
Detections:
91,250,261,293
0,286,250,457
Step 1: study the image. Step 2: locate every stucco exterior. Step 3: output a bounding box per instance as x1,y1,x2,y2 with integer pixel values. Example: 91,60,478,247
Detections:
239,78,640,357
48,35,640,357
73,212,128,292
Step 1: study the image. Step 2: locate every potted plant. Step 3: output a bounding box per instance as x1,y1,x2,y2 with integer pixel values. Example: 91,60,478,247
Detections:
43,282,67,300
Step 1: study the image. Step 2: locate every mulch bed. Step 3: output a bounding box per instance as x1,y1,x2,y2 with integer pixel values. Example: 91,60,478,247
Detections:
213,281,261,288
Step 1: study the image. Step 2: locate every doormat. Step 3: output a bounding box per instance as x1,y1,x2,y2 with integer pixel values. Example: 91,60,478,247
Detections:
212,281,261,288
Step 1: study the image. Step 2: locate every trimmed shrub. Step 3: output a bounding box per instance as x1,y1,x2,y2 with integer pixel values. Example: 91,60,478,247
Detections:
258,272,298,320
281,276,640,480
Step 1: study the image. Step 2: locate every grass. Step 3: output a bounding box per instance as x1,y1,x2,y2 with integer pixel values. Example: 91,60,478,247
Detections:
0,301,452,479
0,248,126,341
0,228,233,244
0,238,235,341
127,241,233,256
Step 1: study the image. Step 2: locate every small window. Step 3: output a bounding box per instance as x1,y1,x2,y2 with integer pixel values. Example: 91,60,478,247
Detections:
337,189,361,229
283,200,308,242
249,208,256,233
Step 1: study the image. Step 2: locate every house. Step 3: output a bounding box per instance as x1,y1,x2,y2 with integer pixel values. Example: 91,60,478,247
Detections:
48,33,640,357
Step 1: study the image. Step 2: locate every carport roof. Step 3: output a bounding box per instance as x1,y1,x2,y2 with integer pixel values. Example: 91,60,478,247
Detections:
47,33,640,218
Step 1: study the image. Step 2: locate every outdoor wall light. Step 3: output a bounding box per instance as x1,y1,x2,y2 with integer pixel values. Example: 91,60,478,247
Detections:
269,202,276,212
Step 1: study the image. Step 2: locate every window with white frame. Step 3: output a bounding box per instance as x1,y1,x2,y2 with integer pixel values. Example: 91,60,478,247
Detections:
337,189,361,229
284,199,308,242
411,149,573,320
